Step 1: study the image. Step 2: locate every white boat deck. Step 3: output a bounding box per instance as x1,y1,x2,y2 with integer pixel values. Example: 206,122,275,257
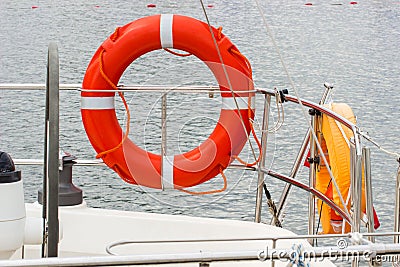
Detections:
8,202,334,266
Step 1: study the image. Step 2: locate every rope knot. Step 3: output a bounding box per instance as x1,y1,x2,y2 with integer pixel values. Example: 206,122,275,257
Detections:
111,27,120,42
214,26,223,41
287,244,309,267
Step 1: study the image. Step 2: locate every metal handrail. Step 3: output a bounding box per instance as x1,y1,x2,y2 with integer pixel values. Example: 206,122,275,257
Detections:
13,159,256,170
0,83,258,94
14,159,105,166
0,83,78,90
264,169,352,223
254,94,271,223
4,81,365,229
363,147,375,242
103,231,400,245
2,81,370,236
105,231,400,257
3,241,400,267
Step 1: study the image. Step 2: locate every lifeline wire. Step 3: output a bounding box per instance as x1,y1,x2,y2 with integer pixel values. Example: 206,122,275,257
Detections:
268,88,284,133
254,0,352,220
359,130,400,162
199,0,279,220
199,0,259,165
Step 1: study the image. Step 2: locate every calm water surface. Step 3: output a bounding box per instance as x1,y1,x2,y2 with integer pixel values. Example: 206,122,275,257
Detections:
1,0,399,257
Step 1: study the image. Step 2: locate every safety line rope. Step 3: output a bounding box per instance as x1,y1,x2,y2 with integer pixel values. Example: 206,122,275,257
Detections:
177,166,227,195
359,130,400,162
164,48,192,57
95,27,131,160
268,88,284,133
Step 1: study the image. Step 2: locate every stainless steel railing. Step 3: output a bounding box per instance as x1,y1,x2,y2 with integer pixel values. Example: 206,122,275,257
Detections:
1,81,373,242
0,49,389,260
2,233,400,267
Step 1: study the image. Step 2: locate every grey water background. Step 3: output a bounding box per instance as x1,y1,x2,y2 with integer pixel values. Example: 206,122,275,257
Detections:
0,0,399,260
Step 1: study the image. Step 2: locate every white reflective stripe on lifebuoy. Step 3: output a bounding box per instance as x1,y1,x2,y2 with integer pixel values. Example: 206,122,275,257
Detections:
81,97,115,110
222,96,255,110
160,14,173,48
162,155,174,189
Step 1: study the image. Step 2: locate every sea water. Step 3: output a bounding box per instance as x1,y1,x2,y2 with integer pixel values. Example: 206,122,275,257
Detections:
0,1,399,260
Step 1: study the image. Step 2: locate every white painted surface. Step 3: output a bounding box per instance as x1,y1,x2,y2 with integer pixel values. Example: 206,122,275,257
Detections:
162,155,174,189
81,96,115,110
0,181,26,259
23,217,43,245
0,219,25,259
0,181,25,221
160,14,174,48
15,203,335,266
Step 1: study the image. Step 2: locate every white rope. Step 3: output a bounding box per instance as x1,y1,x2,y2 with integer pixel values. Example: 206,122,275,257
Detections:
359,130,400,161
287,243,310,267
268,88,285,133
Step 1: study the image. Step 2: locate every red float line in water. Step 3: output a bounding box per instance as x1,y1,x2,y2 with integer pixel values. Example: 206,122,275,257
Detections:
350,1,358,4
147,4,156,8
31,5,39,9
207,4,214,8
304,3,313,6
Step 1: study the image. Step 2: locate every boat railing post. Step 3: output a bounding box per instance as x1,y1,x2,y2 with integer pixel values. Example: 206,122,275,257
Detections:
254,93,271,223
307,109,319,245
362,147,375,243
161,91,168,190
349,139,357,231
274,83,332,225
161,92,167,158
394,163,400,244
363,147,380,267
274,130,309,223
352,136,363,234
349,139,355,230
271,238,277,267
350,135,362,267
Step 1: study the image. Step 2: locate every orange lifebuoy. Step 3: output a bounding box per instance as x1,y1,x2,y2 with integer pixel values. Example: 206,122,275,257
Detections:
81,14,254,189
316,103,380,234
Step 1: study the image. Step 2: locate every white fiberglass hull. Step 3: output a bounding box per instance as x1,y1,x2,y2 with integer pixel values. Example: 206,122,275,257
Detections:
4,203,336,266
